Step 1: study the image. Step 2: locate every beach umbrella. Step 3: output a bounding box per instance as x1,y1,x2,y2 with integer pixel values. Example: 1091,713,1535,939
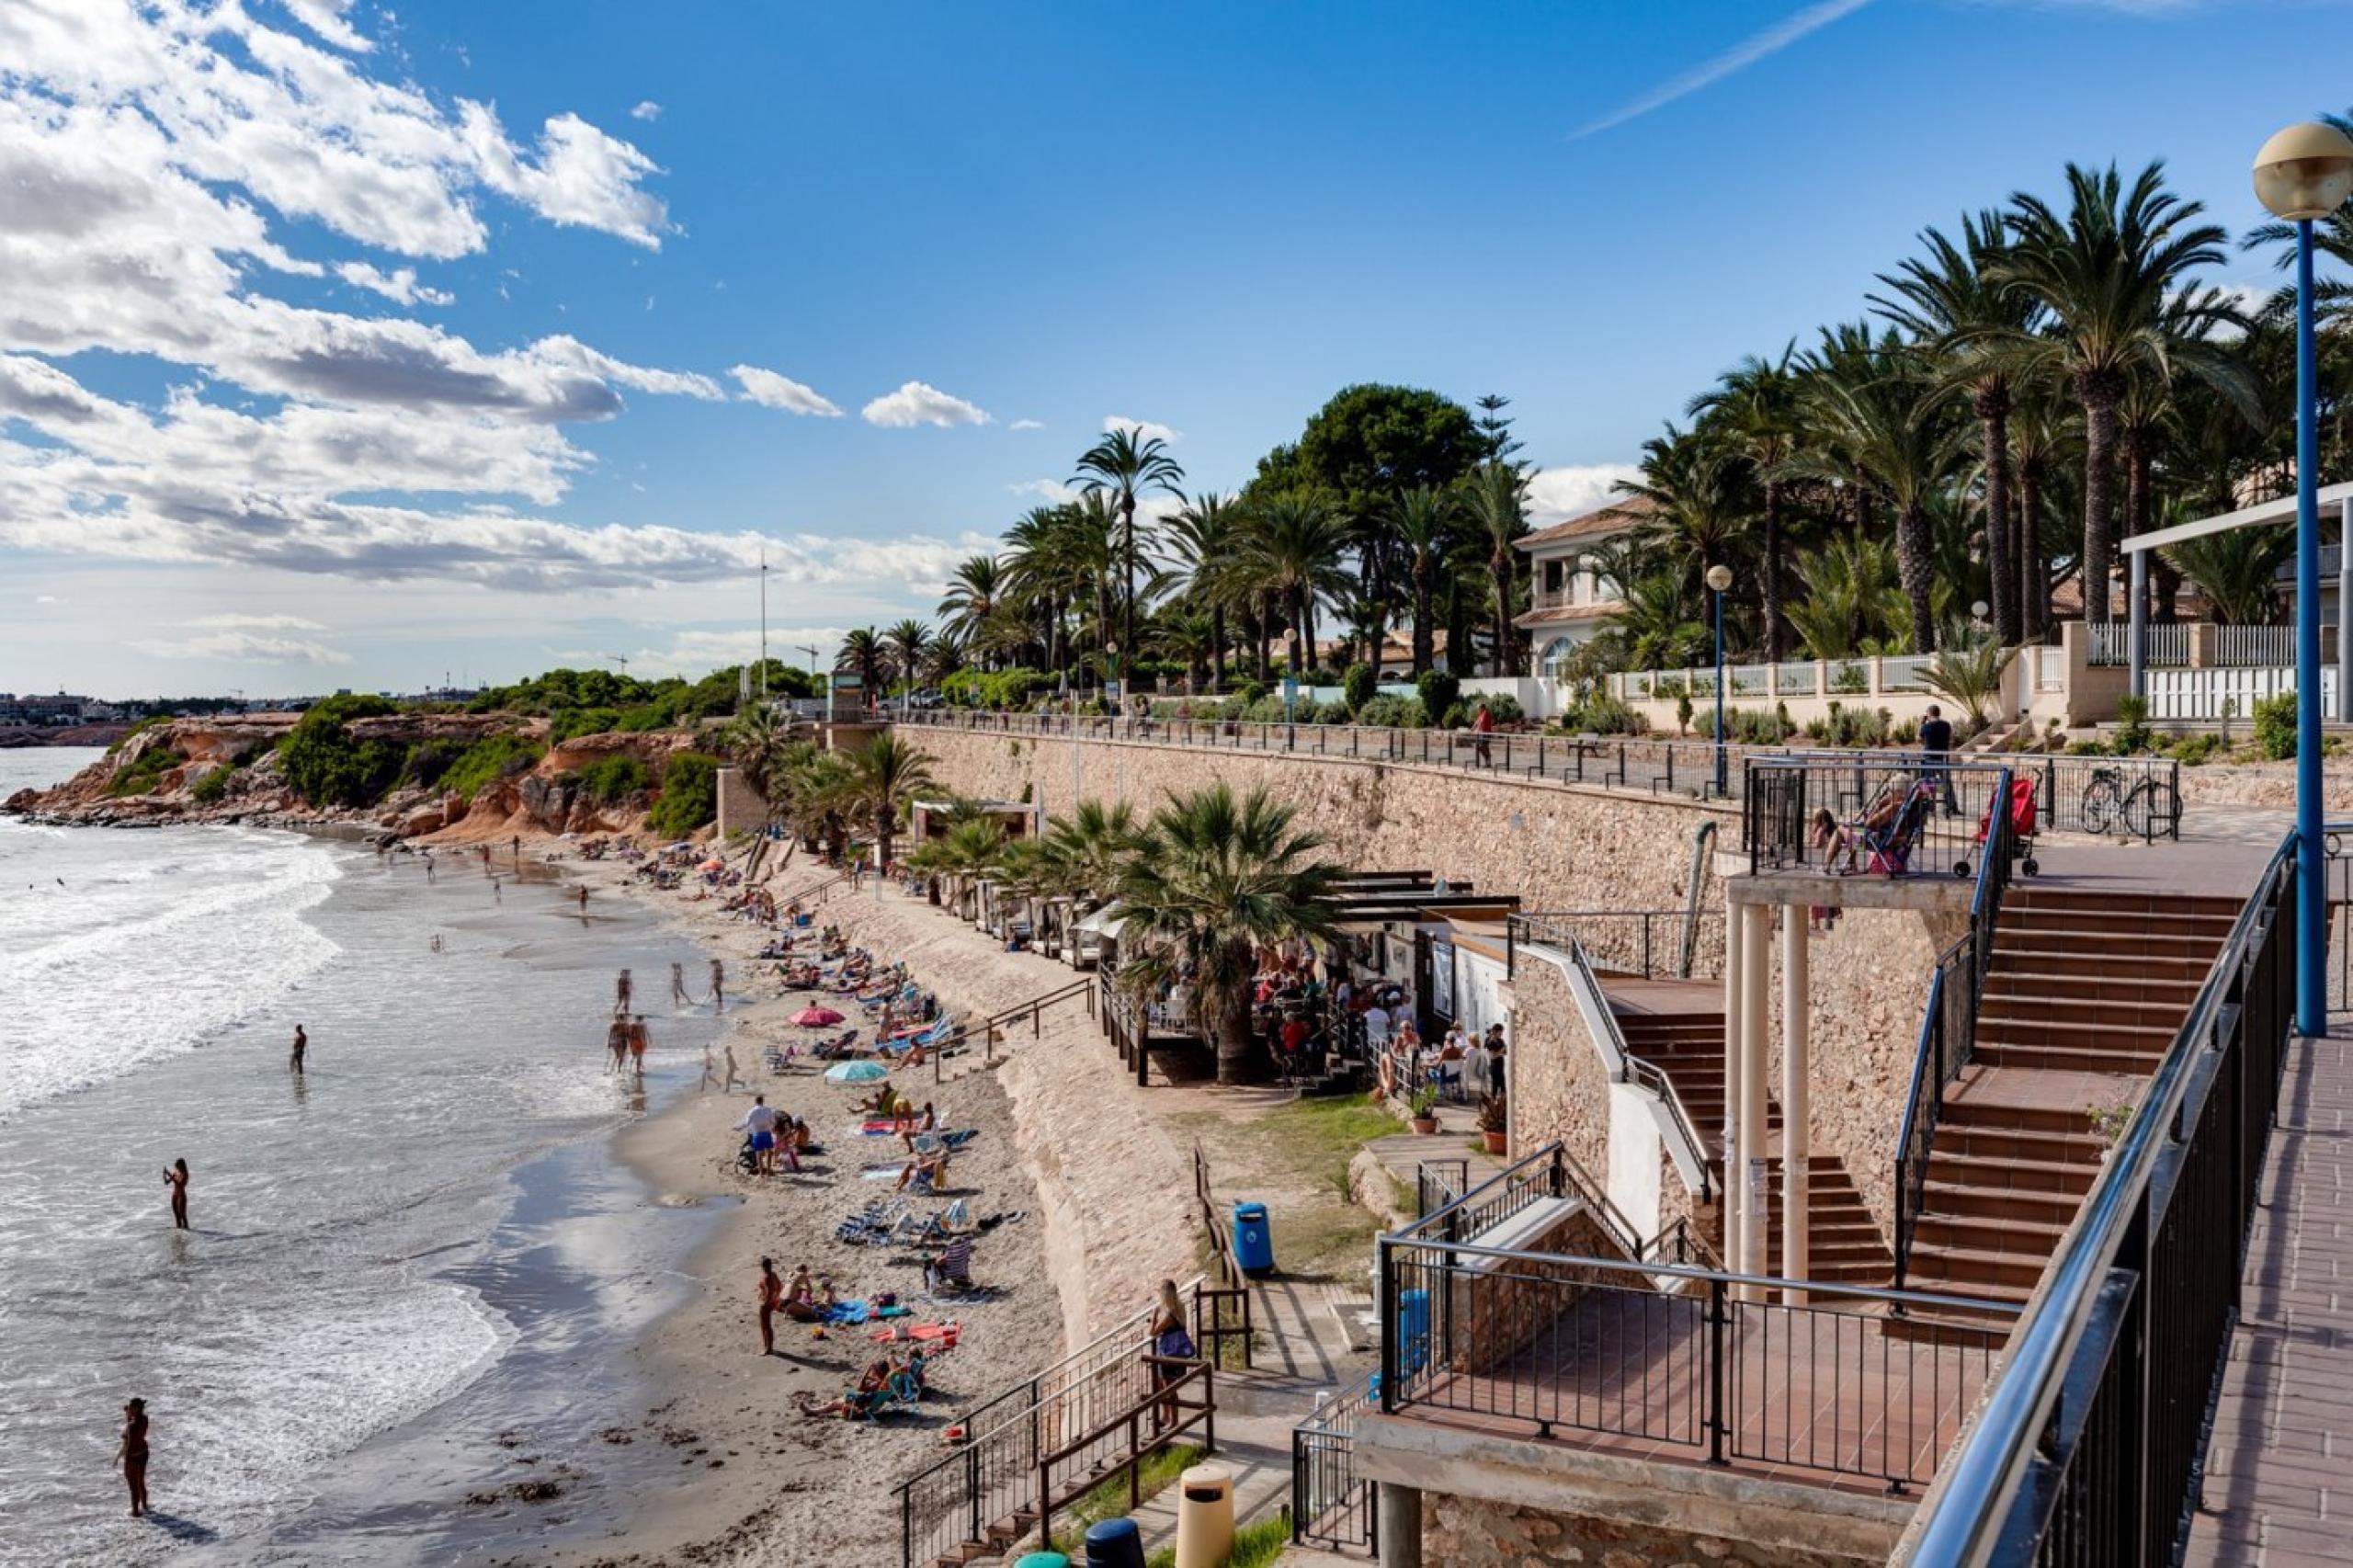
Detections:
824,1060,889,1085
791,1005,846,1027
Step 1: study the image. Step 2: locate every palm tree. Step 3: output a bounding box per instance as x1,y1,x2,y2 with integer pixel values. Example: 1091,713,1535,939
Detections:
883,619,932,703
835,627,888,710
2163,522,2294,625
840,732,938,872
1390,486,1453,676
937,556,1005,665
1040,798,1142,900
1240,490,1351,679
1611,567,1711,672
1987,162,2246,623
721,701,795,804
1871,210,2041,645
1002,506,1074,677
1153,606,1217,694
1620,425,1755,653
1112,782,1343,1084
1165,492,1238,688
1688,344,1801,659
1786,337,1950,647
1074,427,1185,676
1919,621,2017,729
1458,460,1530,676
1784,534,1909,658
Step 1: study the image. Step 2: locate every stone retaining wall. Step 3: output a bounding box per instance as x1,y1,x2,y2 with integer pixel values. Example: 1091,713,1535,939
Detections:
1427,1493,1883,1568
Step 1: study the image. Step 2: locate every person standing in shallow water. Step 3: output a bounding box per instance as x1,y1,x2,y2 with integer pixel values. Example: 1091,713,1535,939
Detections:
577,886,588,915
289,1025,306,1074
118,1398,149,1517
615,968,633,1016
671,962,688,1006
163,1160,189,1230
709,958,724,1012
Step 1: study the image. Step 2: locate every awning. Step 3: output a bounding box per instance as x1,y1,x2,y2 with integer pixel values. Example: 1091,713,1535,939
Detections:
1074,902,1127,938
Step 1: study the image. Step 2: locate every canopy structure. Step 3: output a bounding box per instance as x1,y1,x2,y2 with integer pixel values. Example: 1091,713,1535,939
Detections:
1074,902,1127,939
2119,482,2353,719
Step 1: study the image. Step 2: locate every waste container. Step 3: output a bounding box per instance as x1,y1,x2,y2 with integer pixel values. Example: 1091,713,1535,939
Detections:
1172,1461,1235,1568
1397,1287,1430,1375
1231,1200,1273,1278
1012,1555,1067,1568
1083,1517,1145,1568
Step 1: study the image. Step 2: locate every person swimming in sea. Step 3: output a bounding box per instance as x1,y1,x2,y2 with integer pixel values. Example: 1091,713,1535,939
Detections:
118,1398,149,1517
289,1025,306,1074
163,1160,189,1230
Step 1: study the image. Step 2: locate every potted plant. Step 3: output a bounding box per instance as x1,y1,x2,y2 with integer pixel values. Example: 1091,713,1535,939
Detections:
1476,1093,1508,1155
1408,1085,1439,1135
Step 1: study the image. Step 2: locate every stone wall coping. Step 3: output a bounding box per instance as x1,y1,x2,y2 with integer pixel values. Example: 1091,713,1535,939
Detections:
1460,1196,1585,1271
1732,869,1972,911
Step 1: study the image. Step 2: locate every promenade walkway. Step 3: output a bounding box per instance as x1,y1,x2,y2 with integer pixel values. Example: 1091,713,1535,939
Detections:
2186,1022,2353,1568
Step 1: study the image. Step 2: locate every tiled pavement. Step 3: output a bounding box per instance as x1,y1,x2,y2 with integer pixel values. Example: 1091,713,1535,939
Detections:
2186,1026,2353,1568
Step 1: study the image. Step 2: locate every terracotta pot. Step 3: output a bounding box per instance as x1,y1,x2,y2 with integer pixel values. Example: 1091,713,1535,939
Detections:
1483,1131,1508,1155
1410,1116,1438,1135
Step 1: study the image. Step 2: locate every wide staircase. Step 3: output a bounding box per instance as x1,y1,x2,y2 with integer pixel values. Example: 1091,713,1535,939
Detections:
1617,1009,1893,1289
1896,886,2240,1336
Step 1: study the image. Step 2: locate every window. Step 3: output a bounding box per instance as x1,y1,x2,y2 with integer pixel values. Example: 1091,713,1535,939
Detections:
1540,637,1577,677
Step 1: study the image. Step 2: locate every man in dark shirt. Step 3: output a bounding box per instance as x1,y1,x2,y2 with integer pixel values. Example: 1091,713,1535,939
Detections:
1920,704,1959,814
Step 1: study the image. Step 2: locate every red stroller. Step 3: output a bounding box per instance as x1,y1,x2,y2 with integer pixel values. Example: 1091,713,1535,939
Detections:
1958,776,2040,880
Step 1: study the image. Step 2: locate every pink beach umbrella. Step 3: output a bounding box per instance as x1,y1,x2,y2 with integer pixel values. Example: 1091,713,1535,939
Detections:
791,1005,846,1028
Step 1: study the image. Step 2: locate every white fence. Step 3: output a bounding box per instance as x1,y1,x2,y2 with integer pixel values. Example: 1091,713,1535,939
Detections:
2086,623,2189,667
2035,647,2065,692
2145,665,2339,721
2215,626,2298,667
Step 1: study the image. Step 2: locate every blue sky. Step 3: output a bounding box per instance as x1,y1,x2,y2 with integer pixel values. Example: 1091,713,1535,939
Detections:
0,0,2346,698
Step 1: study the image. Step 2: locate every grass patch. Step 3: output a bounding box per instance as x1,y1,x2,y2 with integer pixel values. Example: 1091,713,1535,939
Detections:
1256,1095,1402,1195
1064,1443,1204,1532
1143,1511,1290,1568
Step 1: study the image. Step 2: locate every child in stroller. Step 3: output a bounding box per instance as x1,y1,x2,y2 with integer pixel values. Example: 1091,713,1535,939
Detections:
1856,777,1936,876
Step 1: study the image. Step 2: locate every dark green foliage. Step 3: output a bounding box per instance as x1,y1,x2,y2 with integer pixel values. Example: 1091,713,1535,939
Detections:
2253,692,2298,760
1231,678,1266,706
1354,694,1426,729
1706,705,1795,744
435,735,547,801
943,666,1047,710
304,692,397,725
466,664,817,727
1255,384,1490,506
107,746,178,797
1342,663,1377,714
649,753,722,837
1802,702,1894,749
2113,694,2153,755
189,765,233,804
551,707,625,744
1415,669,1460,722
579,755,651,804
280,712,407,808
1563,694,1641,734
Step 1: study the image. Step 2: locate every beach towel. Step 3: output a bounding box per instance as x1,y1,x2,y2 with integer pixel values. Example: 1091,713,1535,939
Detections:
820,1301,872,1325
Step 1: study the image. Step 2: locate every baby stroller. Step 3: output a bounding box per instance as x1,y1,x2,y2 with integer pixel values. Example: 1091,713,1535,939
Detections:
1957,775,2041,880
1862,780,1936,876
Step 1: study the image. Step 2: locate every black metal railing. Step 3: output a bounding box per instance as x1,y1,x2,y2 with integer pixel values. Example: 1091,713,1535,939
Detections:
1505,907,1725,982
1292,1374,1379,1555
1379,1226,2018,1492
1415,1159,1470,1219
1892,768,2017,1290
1896,827,2305,1566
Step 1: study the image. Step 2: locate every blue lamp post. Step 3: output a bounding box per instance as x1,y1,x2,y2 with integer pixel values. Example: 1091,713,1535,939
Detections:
1706,563,1733,796
2255,122,2353,1037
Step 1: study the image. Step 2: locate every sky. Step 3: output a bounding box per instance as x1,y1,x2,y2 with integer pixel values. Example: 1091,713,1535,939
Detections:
0,0,2347,699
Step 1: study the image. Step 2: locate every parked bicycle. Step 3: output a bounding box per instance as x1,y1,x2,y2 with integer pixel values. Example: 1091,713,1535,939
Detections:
2080,766,2181,839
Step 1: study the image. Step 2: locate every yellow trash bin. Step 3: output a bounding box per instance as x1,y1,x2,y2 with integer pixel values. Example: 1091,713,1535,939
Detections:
1172,1461,1234,1568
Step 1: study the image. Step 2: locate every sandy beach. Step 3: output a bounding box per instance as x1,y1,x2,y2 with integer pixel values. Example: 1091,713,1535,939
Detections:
479,840,1199,1568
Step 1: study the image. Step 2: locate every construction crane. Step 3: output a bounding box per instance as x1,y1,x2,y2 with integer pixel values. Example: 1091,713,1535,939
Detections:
601,653,629,672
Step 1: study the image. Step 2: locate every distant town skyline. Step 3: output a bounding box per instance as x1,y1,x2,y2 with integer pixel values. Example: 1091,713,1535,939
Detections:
0,0,2345,695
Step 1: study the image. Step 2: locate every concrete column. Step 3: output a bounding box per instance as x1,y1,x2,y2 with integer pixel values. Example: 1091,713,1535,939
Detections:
1736,902,1771,1300
1780,907,1811,1306
2338,498,2352,722
1377,1481,1424,1568
1722,900,1744,1279
2128,549,2149,699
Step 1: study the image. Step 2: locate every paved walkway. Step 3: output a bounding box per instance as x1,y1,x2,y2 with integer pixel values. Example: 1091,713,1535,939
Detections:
2187,1023,2353,1568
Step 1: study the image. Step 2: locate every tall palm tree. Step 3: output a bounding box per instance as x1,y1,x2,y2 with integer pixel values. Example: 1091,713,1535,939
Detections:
1240,490,1351,678
1457,460,1530,676
1786,338,1950,647
1074,427,1185,676
1152,606,1217,694
1870,210,2040,645
937,556,1005,665
1620,424,1756,653
1986,161,2246,622
1112,782,1343,1085
1165,492,1238,688
1784,534,1909,658
1002,506,1074,677
1390,486,1453,676
840,732,938,872
722,701,794,803
884,619,932,700
1688,344,1801,659
835,627,888,710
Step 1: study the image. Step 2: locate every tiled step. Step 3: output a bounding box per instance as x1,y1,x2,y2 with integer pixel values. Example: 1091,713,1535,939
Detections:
1979,969,2205,1005
1929,1151,2100,1197
1903,1244,2047,1294
1913,1212,2069,1256
1977,991,2209,1032
1990,932,2224,965
1939,1098,2107,1136
1919,1180,2085,1227
1973,1040,2171,1074
1927,1122,2104,1165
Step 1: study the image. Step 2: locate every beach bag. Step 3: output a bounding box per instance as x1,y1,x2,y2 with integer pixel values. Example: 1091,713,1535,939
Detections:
1154,1324,1196,1359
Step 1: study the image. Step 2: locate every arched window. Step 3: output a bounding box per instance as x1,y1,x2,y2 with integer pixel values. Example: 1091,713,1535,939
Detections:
1540,637,1577,678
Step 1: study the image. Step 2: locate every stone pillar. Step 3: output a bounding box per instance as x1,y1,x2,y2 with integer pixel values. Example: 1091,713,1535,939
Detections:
1722,901,1745,1278
2188,621,2219,669
1377,1481,1424,1568
1780,907,1811,1305
1736,902,1771,1299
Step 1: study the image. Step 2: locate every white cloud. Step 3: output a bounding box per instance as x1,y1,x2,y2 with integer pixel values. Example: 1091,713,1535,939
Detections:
335,262,454,307
862,381,993,429
1104,415,1180,444
1008,478,1081,506
620,626,850,678
630,100,663,122
130,630,351,665
1524,463,1646,528
1574,0,1873,139
279,0,372,53
1009,418,1045,432
33,593,60,604
185,612,331,631
536,335,724,400
732,364,844,417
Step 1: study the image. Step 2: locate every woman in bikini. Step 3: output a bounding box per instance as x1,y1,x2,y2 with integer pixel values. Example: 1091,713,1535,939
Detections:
163,1160,189,1231
119,1398,149,1517
782,1263,820,1322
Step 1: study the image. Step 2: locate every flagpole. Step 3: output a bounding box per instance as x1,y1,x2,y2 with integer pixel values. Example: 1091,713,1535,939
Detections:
758,548,769,704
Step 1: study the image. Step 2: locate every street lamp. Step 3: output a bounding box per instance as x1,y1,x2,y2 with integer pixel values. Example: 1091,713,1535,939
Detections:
2255,119,2353,1037
1706,563,1733,796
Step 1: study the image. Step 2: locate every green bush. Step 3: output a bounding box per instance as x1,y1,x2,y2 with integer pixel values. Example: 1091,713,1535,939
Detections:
2253,692,2298,760
189,764,233,804
1231,678,1266,707
2167,733,2224,766
1563,694,1641,735
579,754,652,803
1802,701,1893,750
1354,694,1426,729
649,752,721,836
436,735,547,801
2113,694,2152,755
1706,705,1794,744
1829,662,1870,695
280,712,406,808
1342,663,1378,714
551,706,625,744
1415,669,1460,722
107,745,178,797
304,692,398,726
2065,737,2111,756
1890,719,1919,745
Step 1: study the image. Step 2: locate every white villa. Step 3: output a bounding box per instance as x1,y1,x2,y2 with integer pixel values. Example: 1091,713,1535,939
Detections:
1514,494,1654,678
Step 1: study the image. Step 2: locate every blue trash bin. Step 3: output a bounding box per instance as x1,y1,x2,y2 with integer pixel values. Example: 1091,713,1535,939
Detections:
1083,1517,1144,1568
1397,1287,1430,1375
1231,1200,1273,1278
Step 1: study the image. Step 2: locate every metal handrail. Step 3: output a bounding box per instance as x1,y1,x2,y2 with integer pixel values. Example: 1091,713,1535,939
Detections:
1566,938,1715,1204
1899,827,2302,1565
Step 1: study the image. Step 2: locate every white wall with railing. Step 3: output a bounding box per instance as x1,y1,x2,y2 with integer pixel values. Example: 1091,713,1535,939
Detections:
2145,665,2340,721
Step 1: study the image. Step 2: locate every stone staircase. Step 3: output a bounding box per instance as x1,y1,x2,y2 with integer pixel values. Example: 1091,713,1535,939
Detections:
1894,887,2238,1337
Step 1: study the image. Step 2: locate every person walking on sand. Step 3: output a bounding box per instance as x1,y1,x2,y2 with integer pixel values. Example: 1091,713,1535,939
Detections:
709,958,725,1012
628,1015,649,1081
118,1398,149,1517
699,1040,718,1092
163,1159,189,1231
722,1042,743,1094
756,1256,784,1356
289,1025,307,1074
615,969,633,1017
606,1017,630,1075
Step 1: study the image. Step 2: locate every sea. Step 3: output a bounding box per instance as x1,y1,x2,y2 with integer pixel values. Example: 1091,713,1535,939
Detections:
0,749,733,1567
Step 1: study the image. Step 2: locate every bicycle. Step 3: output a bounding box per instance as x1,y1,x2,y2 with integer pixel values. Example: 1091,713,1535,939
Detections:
2079,766,2180,839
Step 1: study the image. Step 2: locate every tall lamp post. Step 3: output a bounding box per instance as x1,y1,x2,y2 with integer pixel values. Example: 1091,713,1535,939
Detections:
1706,563,1733,796
2255,121,2353,1038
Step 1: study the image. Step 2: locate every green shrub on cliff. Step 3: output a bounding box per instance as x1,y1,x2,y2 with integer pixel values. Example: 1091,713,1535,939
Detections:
280,712,406,808
107,745,178,797
550,706,624,744
107,715,171,756
649,753,721,836
189,766,233,805
580,755,651,804
434,735,547,801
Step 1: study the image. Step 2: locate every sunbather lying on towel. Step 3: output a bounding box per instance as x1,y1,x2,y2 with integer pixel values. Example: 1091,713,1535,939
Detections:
797,1358,894,1419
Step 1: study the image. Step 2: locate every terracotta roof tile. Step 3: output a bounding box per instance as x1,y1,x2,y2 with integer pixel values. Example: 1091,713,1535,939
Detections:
1518,493,1657,551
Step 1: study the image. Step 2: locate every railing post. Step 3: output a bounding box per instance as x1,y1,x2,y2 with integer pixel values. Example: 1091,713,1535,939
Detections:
1707,1274,1728,1466
967,1440,982,1549
1378,1238,1397,1413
